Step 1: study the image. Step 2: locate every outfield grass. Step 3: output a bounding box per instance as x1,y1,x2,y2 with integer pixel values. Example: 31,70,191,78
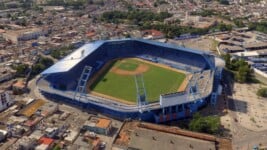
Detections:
90,58,186,103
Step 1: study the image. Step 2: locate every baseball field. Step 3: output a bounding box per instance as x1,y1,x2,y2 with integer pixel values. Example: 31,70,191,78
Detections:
89,58,186,104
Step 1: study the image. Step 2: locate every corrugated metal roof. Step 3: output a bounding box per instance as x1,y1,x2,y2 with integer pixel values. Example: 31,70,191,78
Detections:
41,40,104,75
41,39,207,75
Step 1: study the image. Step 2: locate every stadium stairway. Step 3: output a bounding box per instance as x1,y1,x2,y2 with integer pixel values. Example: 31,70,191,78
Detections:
73,66,92,101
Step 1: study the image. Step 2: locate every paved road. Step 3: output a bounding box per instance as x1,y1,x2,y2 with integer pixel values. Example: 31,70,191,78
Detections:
28,75,46,100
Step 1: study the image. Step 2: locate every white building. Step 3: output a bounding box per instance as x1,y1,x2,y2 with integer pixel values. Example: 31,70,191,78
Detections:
0,68,15,83
0,90,13,112
2,28,49,43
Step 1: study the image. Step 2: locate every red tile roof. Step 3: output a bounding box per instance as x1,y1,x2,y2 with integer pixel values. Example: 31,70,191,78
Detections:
39,137,54,145
142,29,164,37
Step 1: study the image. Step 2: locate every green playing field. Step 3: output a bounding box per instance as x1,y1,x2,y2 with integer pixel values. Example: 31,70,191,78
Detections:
90,58,186,103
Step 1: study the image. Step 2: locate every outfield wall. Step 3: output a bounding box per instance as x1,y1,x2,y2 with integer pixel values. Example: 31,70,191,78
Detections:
160,92,188,107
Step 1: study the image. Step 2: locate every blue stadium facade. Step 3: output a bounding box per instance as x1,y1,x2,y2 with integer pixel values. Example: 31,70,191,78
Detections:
38,39,223,123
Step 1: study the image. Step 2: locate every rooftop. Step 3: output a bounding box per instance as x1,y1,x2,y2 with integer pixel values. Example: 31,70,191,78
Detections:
244,42,267,49
12,80,26,89
219,44,244,52
96,118,111,129
18,99,46,117
142,29,164,37
3,28,43,36
113,121,232,150
85,116,112,129
39,137,54,145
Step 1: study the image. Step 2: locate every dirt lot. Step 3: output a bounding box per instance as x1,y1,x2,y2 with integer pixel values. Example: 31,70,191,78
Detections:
231,83,267,131
168,37,218,54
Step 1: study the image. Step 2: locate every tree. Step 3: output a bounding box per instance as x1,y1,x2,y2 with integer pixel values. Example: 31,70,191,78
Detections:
101,10,172,24
236,66,248,83
223,53,231,69
53,145,61,150
39,57,54,67
216,22,232,31
32,63,45,75
189,113,220,134
223,54,252,83
234,59,251,83
248,22,267,34
51,45,74,59
233,19,245,28
13,64,29,77
51,50,61,59
257,88,267,97
219,0,230,5
31,57,54,76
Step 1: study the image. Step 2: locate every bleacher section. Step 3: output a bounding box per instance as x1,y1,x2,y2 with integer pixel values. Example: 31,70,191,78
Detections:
155,70,213,123
247,57,267,75
249,57,267,63
187,70,214,100
138,55,204,72
251,63,267,73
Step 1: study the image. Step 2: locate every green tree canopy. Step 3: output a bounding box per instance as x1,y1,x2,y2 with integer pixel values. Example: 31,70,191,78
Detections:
189,113,220,134
223,54,252,83
32,57,54,76
248,22,267,34
13,64,29,77
257,87,267,97
101,10,172,24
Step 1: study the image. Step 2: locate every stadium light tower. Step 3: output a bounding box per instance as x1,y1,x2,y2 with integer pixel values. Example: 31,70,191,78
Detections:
134,74,147,113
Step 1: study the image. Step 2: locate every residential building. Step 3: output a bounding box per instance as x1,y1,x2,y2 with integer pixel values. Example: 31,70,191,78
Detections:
0,68,15,83
83,116,112,135
0,90,13,112
2,28,49,44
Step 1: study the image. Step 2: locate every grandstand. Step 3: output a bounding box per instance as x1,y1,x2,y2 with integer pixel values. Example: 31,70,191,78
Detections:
37,39,223,123
246,57,267,78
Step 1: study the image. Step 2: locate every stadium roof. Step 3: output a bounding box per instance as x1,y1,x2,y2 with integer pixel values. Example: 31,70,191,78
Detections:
41,40,104,75
41,39,209,75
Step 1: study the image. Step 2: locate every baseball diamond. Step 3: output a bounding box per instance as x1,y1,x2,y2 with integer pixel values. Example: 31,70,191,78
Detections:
89,58,186,103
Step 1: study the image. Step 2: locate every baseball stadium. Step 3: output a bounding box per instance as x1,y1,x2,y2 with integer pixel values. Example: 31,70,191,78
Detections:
37,39,224,123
